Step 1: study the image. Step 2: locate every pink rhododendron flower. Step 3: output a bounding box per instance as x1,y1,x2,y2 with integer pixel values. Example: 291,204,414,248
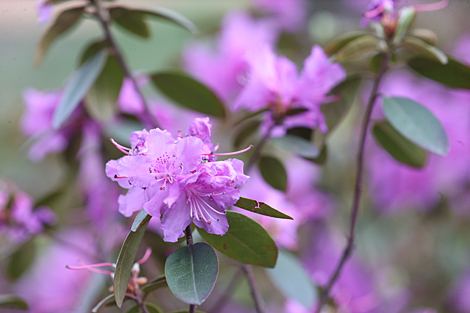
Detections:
233,45,346,136
107,118,250,242
35,0,53,24
0,180,56,242
252,0,307,32
183,11,277,102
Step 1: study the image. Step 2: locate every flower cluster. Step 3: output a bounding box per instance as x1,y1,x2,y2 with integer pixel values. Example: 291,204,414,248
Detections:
106,118,249,242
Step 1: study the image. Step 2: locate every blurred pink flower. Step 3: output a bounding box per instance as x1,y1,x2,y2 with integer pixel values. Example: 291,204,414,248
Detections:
252,0,308,32
35,0,53,24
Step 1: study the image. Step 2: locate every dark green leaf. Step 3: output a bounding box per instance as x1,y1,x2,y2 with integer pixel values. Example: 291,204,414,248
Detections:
369,53,383,74
151,72,226,118
233,108,269,127
285,108,309,116
35,6,85,65
407,56,470,89
266,250,317,310
131,209,152,232
110,7,150,38
7,239,36,280
233,120,261,148
91,294,114,313
325,31,369,56
125,303,164,313
402,36,448,64
382,97,449,156
322,75,362,133
53,50,107,129
234,197,293,220
165,243,218,305
85,55,125,122
79,40,109,66
334,35,377,62
286,127,312,141
271,135,319,158
198,211,278,268
0,295,29,310
392,6,416,44
409,28,437,45
258,156,287,191
304,144,328,165
372,120,427,168
141,274,167,293
134,8,199,34
114,217,151,308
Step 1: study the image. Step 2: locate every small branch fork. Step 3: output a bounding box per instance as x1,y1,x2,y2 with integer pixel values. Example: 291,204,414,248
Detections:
89,0,159,128
314,51,391,313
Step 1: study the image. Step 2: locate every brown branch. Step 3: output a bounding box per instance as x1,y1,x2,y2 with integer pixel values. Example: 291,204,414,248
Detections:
241,263,265,313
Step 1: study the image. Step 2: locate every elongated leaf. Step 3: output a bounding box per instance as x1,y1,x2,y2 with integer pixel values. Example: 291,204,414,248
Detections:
165,243,218,305
372,120,427,168
271,135,319,158
233,120,261,148
35,6,85,65
114,217,151,308
407,56,470,89
85,55,125,122
322,75,362,133
151,72,226,118
125,303,164,313
53,51,107,129
198,211,278,268
304,144,328,165
409,28,437,45
7,239,36,280
233,108,269,127
334,35,377,62
110,7,150,38
325,31,369,55
382,97,449,156
0,295,28,310
286,127,312,141
135,8,199,34
402,37,448,64
235,197,293,219
131,209,152,232
79,40,109,65
141,274,167,293
266,250,317,310
258,156,287,191
393,6,416,44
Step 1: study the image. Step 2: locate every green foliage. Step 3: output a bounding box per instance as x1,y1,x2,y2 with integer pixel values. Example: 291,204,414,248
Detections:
53,51,107,129
35,6,85,65
165,243,218,305
325,31,369,55
392,6,416,44
409,28,437,45
234,197,293,220
133,8,199,34
114,215,151,308
402,36,448,64
198,211,279,268
334,35,378,62
125,303,164,313
233,120,261,148
407,56,470,89
110,7,151,38
382,97,449,156
258,155,287,191
372,120,427,168
141,274,167,294
79,40,109,65
91,294,115,313
7,239,36,280
304,144,328,165
271,135,319,158
266,250,317,310
85,55,125,122
131,209,152,232
151,72,226,118
0,295,29,310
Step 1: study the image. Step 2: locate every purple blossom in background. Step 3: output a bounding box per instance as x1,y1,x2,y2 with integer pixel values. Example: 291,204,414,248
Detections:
107,118,249,242
0,180,56,242
449,269,470,312
233,45,345,136
35,0,52,24
183,11,277,102
252,0,307,32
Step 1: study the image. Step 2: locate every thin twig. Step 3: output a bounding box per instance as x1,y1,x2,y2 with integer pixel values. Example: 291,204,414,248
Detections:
241,263,265,313
90,0,159,128
185,226,197,313
245,123,275,173
314,51,391,313
207,267,243,313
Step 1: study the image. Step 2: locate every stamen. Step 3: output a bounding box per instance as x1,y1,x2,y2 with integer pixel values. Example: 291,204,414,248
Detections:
66,261,114,275
412,0,448,12
202,145,253,156
364,3,385,19
114,174,126,179
110,138,131,155
136,248,152,265
194,197,211,225
195,194,225,215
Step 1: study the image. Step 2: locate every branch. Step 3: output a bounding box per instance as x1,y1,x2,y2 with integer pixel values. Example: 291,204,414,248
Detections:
241,263,265,313
185,226,197,313
90,0,159,128
314,51,391,313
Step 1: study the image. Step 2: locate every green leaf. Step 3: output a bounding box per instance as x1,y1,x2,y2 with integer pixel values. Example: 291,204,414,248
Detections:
258,155,287,191
141,274,167,293
134,7,199,34
407,56,470,89
325,31,369,55
271,135,319,158
0,295,29,310
85,55,125,122
402,36,448,64
369,53,383,74
165,243,218,305
198,211,278,268
53,50,107,129
382,97,449,156
110,7,150,38
125,303,164,313
234,197,293,220
79,40,109,66
233,108,269,127
304,144,328,165
286,127,312,141
393,6,416,45
409,28,437,45
334,35,378,62
372,120,427,168
322,75,362,133
91,294,114,313
266,250,317,310
114,217,151,308
233,120,261,148
7,239,36,280
131,209,152,232
35,6,85,65
151,72,226,118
